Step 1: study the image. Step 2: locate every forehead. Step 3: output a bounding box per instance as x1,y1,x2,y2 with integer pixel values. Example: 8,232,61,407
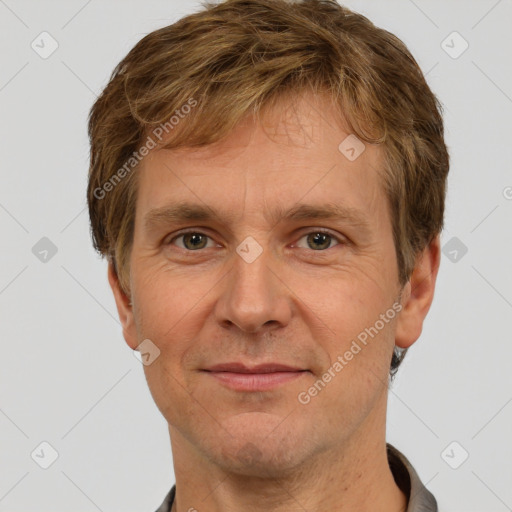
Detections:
135,91,387,228
155,90,382,168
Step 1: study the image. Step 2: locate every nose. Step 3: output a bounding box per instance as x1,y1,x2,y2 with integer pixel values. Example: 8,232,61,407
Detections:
214,244,293,334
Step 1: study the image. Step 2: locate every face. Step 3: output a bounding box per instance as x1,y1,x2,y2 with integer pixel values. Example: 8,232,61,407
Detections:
111,92,428,477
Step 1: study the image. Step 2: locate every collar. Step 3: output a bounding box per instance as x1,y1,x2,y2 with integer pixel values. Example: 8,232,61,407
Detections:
387,443,438,511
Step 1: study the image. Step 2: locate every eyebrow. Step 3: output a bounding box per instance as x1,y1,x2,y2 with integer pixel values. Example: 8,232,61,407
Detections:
143,201,371,234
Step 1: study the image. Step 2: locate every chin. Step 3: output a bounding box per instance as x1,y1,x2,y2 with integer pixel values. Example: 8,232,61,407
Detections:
204,413,324,478
219,442,305,478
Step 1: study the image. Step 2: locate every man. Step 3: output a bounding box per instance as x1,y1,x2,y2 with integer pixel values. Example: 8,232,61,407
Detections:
87,0,449,510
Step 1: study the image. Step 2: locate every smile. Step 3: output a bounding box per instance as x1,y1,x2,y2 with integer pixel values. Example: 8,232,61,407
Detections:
202,363,309,391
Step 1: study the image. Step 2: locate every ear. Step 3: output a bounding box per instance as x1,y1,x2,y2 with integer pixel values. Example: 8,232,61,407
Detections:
395,234,441,349
108,261,138,350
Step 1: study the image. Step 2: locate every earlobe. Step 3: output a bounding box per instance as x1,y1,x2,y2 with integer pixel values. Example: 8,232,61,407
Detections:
394,235,441,349
107,261,138,350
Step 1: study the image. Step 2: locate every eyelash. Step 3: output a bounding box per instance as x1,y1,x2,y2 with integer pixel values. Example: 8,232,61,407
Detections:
166,228,345,251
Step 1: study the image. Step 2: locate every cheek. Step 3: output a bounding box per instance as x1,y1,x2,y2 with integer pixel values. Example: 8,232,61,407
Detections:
132,262,212,341
297,273,397,399
142,359,198,430
131,269,207,405
299,266,394,344
131,263,226,367
133,281,205,425
298,318,395,436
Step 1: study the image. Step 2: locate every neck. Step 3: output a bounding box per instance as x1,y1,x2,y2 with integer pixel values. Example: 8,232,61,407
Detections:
168,409,407,512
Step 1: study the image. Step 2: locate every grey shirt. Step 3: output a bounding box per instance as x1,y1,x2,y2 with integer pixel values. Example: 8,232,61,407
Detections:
155,443,437,511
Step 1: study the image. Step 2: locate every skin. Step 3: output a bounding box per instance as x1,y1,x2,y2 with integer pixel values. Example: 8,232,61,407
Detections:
109,91,440,512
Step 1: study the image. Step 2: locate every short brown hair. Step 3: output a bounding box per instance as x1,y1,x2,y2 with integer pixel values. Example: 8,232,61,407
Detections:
87,0,449,375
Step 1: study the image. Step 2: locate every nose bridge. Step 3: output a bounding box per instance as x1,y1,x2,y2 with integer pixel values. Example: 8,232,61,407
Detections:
215,239,291,333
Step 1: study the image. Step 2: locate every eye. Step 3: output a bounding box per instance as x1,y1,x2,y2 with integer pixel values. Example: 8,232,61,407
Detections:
295,230,341,251
170,231,216,250
166,229,343,252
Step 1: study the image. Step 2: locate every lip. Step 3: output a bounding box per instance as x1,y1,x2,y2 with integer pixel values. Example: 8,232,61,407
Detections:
202,362,308,391
205,362,304,373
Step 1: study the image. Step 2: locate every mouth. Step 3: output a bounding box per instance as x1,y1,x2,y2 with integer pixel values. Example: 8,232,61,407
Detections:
202,363,309,392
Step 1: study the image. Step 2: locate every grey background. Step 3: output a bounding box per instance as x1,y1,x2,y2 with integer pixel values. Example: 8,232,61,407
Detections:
1,0,511,510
